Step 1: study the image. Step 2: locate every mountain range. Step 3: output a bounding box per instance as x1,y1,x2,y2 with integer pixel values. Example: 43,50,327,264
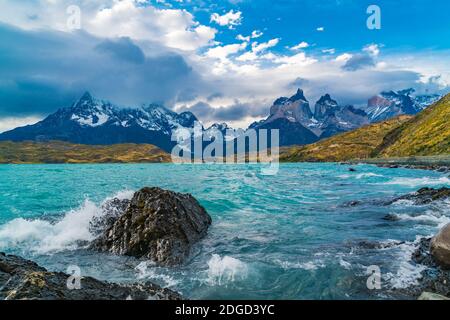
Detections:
0,88,442,151
281,92,450,162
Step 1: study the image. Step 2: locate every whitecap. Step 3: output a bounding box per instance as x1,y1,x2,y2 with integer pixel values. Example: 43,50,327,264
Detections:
0,189,135,254
385,238,427,289
207,254,248,285
383,176,450,187
135,261,180,288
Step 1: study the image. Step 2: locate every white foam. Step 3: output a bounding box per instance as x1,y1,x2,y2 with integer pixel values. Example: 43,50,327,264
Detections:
274,259,325,271
135,261,180,288
207,254,248,285
385,238,426,289
383,176,450,187
0,189,135,254
396,212,450,228
339,173,383,179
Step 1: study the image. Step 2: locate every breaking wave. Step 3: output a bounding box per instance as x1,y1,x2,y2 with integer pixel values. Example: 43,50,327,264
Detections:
207,254,249,285
0,190,134,254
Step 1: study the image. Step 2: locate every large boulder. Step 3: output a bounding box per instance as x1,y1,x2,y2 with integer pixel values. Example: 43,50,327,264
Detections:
0,252,181,300
431,224,450,269
91,187,212,266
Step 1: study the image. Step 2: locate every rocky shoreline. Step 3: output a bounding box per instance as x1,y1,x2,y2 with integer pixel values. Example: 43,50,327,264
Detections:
386,187,450,299
0,252,182,300
0,187,212,300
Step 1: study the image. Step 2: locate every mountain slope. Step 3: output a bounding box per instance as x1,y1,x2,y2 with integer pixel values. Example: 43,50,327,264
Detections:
0,141,170,164
280,116,412,162
366,89,441,122
0,92,198,152
375,93,450,157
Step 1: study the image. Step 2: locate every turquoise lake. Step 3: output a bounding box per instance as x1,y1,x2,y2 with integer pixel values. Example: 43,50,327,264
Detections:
0,163,449,299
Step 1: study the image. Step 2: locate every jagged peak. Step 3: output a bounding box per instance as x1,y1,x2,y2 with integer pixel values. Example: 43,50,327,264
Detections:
288,88,308,102
316,94,337,105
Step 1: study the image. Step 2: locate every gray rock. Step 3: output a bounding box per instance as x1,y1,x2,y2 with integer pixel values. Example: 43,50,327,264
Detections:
89,198,130,236
91,187,212,266
0,252,181,300
387,187,450,205
431,224,450,270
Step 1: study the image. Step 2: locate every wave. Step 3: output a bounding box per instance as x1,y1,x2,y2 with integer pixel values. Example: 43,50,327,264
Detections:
207,254,249,285
0,189,134,254
383,176,450,187
395,212,450,228
135,261,180,288
339,173,383,180
385,237,427,289
274,259,325,271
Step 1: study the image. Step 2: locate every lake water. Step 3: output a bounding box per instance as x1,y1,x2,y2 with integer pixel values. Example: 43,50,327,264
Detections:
0,163,449,299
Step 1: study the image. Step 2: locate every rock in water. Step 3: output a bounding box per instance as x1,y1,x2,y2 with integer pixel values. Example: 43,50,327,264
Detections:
0,252,181,300
431,224,450,269
91,187,212,266
387,187,450,205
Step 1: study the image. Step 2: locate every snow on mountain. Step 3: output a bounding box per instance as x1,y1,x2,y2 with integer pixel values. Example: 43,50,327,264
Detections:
0,92,198,152
367,89,441,122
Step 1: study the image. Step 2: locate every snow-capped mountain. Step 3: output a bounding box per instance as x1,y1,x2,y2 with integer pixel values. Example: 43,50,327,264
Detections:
0,92,198,152
250,89,370,145
367,89,441,123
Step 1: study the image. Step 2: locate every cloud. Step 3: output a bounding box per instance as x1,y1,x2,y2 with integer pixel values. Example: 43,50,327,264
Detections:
342,54,376,71
236,38,280,62
0,24,202,116
95,37,146,64
290,41,309,51
316,27,325,32
0,0,217,52
236,30,263,43
179,100,267,123
322,48,335,54
210,10,242,29
0,116,42,133
363,43,381,56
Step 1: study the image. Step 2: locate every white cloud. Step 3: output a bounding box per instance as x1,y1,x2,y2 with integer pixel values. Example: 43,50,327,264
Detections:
336,53,353,62
0,0,217,51
251,30,263,38
363,43,381,56
236,30,263,43
210,10,242,29
316,27,325,32
290,41,309,51
205,43,247,61
0,116,42,133
322,48,336,54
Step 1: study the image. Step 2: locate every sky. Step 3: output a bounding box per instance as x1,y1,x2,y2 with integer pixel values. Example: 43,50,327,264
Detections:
0,0,449,131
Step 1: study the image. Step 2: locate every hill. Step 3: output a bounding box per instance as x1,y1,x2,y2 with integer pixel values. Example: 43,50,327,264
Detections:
280,116,413,162
374,93,450,157
0,141,170,164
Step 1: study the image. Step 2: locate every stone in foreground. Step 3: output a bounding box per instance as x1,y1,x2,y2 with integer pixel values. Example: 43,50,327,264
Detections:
431,223,450,270
91,187,212,266
0,252,181,300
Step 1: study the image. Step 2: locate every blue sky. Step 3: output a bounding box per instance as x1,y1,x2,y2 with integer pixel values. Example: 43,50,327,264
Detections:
0,0,449,131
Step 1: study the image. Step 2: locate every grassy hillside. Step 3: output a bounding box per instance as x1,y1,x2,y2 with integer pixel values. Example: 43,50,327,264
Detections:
280,116,412,162
375,93,450,157
0,141,170,164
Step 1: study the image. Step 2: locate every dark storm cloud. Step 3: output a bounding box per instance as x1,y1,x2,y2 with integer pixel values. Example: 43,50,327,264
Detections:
0,24,202,117
342,54,376,71
180,100,267,122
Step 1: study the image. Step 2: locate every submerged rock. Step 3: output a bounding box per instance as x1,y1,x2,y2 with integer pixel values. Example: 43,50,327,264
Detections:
91,187,212,266
431,224,450,270
387,187,450,205
0,252,181,300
